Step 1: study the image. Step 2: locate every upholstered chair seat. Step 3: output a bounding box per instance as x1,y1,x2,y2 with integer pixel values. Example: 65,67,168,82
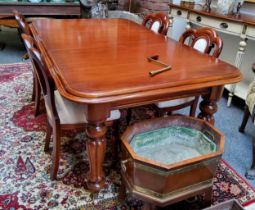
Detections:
45,91,120,125
156,97,196,109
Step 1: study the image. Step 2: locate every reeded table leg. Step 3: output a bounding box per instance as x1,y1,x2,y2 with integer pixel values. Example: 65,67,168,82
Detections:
85,104,110,192
86,122,107,191
198,86,224,125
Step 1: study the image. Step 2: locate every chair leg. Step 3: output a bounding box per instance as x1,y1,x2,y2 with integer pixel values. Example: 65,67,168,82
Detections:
157,109,169,117
190,97,199,117
245,137,255,180
126,108,132,126
34,78,41,117
142,203,157,210
31,76,35,102
0,42,5,51
239,105,250,133
50,125,61,180
110,120,120,167
44,121,52,153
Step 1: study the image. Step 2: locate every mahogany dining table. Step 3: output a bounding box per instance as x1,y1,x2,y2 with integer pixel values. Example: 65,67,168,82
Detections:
30,18,242,192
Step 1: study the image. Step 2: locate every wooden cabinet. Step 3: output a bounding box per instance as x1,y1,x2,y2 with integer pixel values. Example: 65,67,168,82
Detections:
169,2,255,106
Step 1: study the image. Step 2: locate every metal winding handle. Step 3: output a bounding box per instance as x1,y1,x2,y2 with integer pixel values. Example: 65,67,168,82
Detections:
147,56,169,67
147,55,172,76
149,66,172,77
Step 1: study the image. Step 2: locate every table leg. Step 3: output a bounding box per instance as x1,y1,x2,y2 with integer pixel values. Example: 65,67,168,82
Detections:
198,86,224,125
85,104,109,192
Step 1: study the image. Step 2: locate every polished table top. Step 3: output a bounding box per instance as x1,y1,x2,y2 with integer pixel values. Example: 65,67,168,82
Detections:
30,19,242,105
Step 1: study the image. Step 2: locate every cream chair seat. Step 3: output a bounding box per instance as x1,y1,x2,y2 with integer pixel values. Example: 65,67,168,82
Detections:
156,97,196,109
45,91,120,125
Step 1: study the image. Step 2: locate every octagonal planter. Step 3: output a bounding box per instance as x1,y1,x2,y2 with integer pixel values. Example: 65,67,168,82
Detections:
120,115,224,207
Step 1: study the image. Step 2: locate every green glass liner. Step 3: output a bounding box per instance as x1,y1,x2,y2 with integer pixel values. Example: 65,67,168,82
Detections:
130,126,217,165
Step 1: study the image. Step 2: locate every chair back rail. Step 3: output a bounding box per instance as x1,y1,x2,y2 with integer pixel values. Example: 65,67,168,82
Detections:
13,9,31,35
142,12,170,35
179,27,223,58
21,34,59,124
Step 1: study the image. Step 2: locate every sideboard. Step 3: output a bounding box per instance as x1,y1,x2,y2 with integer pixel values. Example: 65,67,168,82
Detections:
0,1,80,17
0,0,80,50
169,2,255,106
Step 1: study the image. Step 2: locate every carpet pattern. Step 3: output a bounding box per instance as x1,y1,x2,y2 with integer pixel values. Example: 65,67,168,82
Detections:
0,62,255,209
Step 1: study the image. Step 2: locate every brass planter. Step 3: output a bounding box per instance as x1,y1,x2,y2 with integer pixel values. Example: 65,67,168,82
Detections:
121,116,224,207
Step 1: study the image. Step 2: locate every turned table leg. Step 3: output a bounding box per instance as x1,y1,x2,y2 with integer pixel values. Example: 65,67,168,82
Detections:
86,122,107,191
85,104,110,192
198,86,224,125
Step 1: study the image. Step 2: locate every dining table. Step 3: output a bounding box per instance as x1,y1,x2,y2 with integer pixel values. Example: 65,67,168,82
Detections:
29,18,242,192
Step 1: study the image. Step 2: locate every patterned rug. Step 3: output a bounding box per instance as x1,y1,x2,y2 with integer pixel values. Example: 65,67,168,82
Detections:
1,62,255,210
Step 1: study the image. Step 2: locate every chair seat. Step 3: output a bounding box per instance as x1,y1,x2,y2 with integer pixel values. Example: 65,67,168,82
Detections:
155,97,196,109
45,91,121,124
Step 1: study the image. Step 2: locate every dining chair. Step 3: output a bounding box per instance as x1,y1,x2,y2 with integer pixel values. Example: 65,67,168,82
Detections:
142,12,170,35
239,65,255,134
22,34,121,180
155,27,223,117
13,9,31,36
239,63,255,179
14,10,41,117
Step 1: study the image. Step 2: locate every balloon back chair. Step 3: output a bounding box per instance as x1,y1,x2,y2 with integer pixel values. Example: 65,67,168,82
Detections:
142,12,170,35
154,27,223,117
14,10,41,117
22,34,121,180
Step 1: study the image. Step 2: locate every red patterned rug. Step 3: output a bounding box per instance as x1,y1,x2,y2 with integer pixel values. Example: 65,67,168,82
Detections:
1,62,255,210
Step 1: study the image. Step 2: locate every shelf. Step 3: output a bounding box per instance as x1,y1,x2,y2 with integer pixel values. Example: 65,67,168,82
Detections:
0,0,80,16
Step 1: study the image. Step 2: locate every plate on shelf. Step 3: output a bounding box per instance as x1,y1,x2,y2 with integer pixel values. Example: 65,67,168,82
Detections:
51,0,65,2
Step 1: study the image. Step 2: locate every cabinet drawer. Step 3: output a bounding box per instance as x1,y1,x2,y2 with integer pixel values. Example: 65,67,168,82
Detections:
190,13,243,34
170,8,188,19
246,26,255,38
